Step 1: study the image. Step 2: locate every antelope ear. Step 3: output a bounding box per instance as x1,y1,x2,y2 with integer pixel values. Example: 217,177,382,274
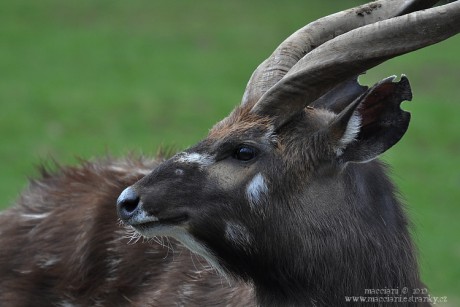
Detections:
329,75,412,163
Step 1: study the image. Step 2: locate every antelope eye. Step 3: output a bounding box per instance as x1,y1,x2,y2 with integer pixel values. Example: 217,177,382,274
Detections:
233,146,257,161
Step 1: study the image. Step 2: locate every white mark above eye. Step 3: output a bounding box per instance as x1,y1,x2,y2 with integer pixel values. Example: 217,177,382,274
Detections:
176,152,214,167
246,173,268,210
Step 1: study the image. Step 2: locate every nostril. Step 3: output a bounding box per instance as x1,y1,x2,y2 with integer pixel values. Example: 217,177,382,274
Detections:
117,187,140,219
122,197,139,213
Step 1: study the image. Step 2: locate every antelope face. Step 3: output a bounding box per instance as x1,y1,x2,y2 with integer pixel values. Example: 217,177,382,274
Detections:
116,108,349,280
116,111,284,278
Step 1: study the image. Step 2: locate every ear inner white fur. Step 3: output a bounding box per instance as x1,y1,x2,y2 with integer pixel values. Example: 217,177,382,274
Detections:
336,111,362,156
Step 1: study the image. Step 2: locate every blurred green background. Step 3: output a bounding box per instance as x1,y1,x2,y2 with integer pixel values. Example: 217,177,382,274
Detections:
1,0,458,304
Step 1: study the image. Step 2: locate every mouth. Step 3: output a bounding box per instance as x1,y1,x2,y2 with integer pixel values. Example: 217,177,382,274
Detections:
131,214,189,229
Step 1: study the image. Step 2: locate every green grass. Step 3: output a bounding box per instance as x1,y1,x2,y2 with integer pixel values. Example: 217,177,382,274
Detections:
1,0,459,303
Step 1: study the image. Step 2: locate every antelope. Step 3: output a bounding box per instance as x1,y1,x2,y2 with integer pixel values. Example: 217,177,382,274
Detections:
1,0,459,306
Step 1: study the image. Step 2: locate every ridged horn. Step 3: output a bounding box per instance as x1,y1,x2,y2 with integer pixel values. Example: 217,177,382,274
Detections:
250,1,460,128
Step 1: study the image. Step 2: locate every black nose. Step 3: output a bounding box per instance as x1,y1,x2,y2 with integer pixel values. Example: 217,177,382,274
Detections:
117,186,140,221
